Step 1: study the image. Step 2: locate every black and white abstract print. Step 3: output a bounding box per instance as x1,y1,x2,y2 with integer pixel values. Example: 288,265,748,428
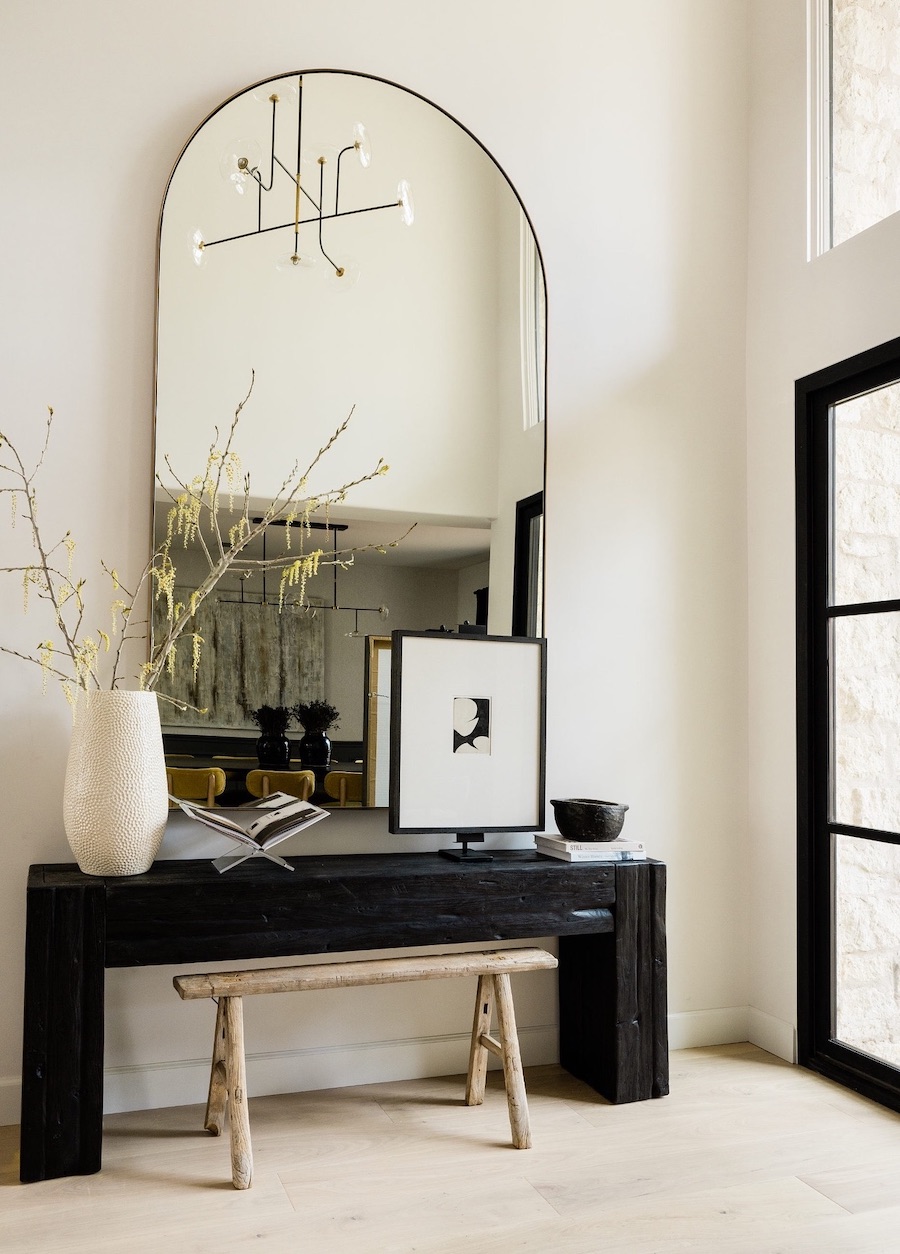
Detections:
453,696,491,754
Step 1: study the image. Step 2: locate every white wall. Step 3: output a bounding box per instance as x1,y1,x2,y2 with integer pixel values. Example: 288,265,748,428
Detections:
746,0,900,1060
0,0,752,1123
457,559,491,629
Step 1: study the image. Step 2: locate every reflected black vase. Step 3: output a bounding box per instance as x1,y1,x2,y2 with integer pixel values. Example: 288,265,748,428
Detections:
256,732,290,769
298,730,331,768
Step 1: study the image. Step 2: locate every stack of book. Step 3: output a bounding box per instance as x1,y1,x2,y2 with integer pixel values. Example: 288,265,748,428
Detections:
534,834,646,862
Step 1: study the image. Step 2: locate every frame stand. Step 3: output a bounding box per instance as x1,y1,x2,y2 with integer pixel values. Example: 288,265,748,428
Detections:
439,833,493,863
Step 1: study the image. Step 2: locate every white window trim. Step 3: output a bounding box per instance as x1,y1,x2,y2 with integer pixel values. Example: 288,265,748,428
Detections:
808,0,832,259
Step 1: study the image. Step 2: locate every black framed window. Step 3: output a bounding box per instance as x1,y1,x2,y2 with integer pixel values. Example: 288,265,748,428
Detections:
797,333,900,1111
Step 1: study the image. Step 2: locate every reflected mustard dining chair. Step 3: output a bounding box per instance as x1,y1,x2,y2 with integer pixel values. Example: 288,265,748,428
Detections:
245,769,316,801
323,771,363,808
167,767,227,808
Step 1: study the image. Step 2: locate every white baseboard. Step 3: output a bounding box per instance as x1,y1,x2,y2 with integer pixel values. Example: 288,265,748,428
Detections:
0,1028,554,1127
666,1006,797,1062
667,1006,750,1050
106,1023,558,1114
13,1024,552,1120
0,1008,800,1129
747,1006,797,1063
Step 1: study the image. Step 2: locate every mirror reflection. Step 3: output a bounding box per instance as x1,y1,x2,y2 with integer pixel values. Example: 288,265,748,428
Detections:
154,71,545,807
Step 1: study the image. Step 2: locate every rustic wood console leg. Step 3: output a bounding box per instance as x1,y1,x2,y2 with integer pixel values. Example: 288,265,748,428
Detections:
223,996,253,1189
20,879,106,1182
559,861,668,1103
204,998,227,1135
466,973,494,1106
493,973,531,1148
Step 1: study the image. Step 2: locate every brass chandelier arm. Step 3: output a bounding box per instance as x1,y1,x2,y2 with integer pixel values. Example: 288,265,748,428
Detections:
273,155,320,211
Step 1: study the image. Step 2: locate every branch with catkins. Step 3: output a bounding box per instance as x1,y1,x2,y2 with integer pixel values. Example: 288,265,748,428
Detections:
0,374,411,710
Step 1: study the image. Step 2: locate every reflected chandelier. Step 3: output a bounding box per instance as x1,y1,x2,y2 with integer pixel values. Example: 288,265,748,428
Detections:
221,519,389,638
192,74,414,282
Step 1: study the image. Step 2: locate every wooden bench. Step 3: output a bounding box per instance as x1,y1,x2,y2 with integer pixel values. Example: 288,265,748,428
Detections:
173,946,558,1189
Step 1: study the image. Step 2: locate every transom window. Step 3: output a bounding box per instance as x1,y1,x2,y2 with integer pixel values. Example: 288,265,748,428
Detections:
811,0,900,252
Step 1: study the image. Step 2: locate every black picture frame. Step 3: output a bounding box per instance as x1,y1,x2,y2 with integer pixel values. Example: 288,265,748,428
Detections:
388,631,547,837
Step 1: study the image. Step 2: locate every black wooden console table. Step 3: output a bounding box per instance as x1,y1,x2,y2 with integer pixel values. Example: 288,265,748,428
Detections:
21,851,667,1183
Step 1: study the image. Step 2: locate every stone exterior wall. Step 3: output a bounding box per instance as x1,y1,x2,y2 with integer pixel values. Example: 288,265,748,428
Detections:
832,0,900,245
836,838,900,1064
833,384,900,1064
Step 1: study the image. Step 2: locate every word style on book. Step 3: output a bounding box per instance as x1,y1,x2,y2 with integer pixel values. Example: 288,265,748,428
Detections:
171,791,330,873
534,833,647,863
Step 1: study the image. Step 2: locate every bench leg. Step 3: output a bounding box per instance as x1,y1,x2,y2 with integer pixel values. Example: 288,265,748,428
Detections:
222,996,253,1190
466,974,494,1106
204,998,228,1136
494,973,531,1149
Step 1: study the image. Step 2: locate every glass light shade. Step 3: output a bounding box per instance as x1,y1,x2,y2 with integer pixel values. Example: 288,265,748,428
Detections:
275,249,317,274
327,255,361,291
353,123,372,168
398,179,415,226
250,81,299,106
304,141,340,169
219,137,264,195
190,228,206,266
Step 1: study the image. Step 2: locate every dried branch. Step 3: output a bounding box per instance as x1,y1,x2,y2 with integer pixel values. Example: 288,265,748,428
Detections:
0,379,403,703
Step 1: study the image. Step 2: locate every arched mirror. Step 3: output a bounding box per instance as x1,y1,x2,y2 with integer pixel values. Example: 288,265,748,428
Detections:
154,71,546,808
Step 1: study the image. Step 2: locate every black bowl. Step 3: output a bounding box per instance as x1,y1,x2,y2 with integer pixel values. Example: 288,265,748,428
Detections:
550,798,629,842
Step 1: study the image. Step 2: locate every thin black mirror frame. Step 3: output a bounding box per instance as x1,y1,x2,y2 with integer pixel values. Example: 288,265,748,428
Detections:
151,69,549,797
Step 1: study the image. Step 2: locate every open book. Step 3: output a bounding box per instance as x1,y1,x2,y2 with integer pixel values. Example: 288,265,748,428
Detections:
171,791,330,873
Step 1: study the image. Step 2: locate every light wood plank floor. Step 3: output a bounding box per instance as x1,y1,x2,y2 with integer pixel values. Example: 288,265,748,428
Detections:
3,1044,900,1252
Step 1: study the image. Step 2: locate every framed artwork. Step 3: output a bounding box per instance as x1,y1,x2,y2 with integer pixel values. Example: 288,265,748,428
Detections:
389,631,546,835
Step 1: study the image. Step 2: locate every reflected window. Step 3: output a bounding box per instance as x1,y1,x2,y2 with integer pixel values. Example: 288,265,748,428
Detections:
512,492,543,637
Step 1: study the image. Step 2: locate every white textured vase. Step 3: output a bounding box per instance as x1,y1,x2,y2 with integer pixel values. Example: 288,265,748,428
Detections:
63,689,169,876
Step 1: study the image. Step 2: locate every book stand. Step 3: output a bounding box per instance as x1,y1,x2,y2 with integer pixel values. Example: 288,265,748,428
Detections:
212,845,295,873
